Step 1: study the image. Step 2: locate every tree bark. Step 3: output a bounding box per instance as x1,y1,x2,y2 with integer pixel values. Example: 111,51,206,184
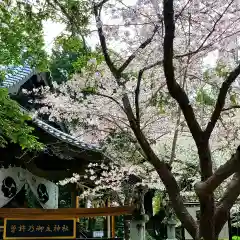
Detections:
215,173,240,236
120,95,198,238
197,142,215,240
195,148,240,196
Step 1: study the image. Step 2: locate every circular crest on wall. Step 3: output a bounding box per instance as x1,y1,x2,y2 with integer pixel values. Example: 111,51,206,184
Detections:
1,177,17,198
37,183,49,203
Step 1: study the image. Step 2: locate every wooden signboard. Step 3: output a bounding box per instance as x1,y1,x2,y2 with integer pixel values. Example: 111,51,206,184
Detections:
3,218,76,239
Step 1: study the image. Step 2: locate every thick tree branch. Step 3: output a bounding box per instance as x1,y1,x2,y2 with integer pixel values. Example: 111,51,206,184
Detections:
118,25,159,73
95,0,109,8
163,0,202,143
93,92,126,113
143,60,163,71
94,2,159,79
205,64,240,139
214,173,240,236
121,95,197,238
162,1,217,239
195,146,240,197
135,69,143,124
93,4,118,77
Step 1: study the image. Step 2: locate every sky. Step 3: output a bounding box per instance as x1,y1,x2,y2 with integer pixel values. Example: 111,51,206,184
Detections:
43,20,65,53
43,19,102,53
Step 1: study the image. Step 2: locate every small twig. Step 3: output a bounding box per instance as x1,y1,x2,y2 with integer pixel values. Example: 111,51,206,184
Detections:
118,25,159,73
205,64,240,139
93,92,126,113
93,3,118,78
135,69,143,125
175,0,234,59
222,105,240,111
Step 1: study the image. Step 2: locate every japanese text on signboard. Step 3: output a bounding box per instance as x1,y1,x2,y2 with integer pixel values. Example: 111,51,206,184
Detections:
4,219,75,239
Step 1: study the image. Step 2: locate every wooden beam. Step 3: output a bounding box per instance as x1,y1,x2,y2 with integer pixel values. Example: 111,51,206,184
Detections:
0,207,134,219
76,196,79,209
111,216,115,238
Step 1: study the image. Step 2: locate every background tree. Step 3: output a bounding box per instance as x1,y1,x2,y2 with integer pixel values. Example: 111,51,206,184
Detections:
0,1,47,150
49,35,103,84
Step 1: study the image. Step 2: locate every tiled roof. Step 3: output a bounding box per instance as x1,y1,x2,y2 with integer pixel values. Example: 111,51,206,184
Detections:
1,66,101,152
0,66,34,94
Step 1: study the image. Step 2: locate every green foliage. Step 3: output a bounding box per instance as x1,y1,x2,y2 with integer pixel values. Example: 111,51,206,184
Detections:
58,185,72,208
103,131,144,164
196,88,215,106
0,1,48,150
0,88,43,150
44,0,90,35
215,62,229,78
115,216,124,238
149,92,171,114
82,86,97,95
232,236,240,240
0,2,48,71
203,69,211,81
50,35,86,83
230,94,238,105
73,51,104,72
146,231,156,240
49,35,104,83
152,191,162,215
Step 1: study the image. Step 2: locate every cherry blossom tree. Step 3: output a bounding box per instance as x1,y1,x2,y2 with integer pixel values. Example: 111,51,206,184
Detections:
25,0,240,239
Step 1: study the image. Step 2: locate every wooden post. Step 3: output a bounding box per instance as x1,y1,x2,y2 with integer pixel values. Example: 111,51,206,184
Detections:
107,199,111,238
70,184,77,208
111,216,115,238
76,196,79,223
76,196,79,209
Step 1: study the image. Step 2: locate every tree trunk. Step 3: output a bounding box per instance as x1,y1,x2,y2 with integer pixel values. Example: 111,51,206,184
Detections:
197,142,215,240
123,216,130,240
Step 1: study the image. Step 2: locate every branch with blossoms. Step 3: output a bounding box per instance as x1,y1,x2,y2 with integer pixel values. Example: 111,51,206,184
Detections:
60,162,165,206
60,160,206,211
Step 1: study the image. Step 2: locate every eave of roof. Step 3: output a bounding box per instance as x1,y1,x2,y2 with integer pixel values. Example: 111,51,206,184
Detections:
0,65,106,154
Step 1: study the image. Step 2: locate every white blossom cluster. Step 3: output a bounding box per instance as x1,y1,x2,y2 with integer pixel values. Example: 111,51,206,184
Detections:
59,161,165,206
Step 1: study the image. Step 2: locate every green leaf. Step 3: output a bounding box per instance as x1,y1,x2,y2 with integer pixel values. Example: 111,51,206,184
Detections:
215,62,229,78
203,69,211,81
196,89,215,106
230,94,237,105
82,86,97,94
0,88,43,150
